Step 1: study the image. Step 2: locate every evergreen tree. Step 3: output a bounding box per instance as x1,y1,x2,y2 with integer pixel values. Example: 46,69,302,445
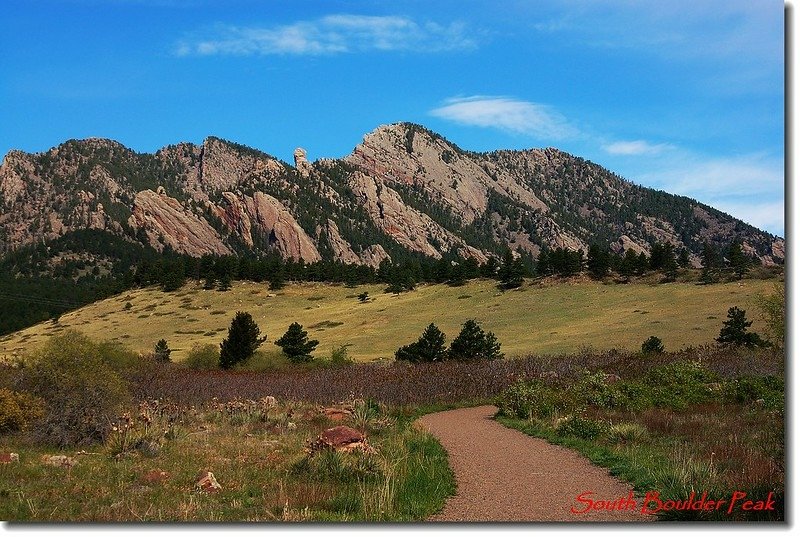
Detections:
217,271,232,292
535,248,551,276
676,248,691,268
727,240,749,279
395,323,447,363
701,242,722,284
716,306,765,347
275,322,319,363
153,338,171,363
498,249,524,289
641,335,664,355
587,244,610,279
448,319,503,361
219,312,267,369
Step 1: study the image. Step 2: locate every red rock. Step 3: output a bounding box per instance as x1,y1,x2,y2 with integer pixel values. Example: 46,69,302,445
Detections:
195,470,221,493
322,407,352,422
0,452,19,463
141,470,170,484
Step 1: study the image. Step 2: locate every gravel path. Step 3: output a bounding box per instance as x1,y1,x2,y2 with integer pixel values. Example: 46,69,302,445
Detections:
417,405,651,522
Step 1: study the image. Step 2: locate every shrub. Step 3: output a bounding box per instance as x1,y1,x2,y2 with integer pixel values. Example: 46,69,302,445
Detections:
184,343,220,370
19,331,131,446
641,335,665,355
642,360,717,410
722,375,784,410
607,422,649,444
571,370,619,409
555,415,609,440
0,388,45,433
756,282,785,348
328,346,354,366
495,378,564,420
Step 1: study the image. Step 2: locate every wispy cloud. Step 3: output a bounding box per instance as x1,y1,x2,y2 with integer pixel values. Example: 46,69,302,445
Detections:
174,15,476,56
706,199,784,237
429,96,579,141
603,140,673,156
638,152,784,199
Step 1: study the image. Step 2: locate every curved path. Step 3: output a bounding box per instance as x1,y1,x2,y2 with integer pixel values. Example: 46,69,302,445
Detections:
417,405,650,522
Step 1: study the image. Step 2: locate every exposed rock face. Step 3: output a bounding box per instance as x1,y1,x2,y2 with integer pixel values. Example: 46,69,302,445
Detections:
0,124,784,271
129,189,232,256
219,191,321,262
324,219,390,268
293,147,312,177
350,170,487,262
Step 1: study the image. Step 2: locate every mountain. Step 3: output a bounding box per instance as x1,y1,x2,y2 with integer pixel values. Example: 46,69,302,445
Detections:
0,122,784,271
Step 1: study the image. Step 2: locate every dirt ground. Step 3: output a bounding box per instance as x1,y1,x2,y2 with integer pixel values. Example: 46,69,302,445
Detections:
417,405,653,523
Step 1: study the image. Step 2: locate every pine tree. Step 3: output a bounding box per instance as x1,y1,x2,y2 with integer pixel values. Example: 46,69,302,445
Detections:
395,323,447,363
219,311,267,369
498,249,524,289
448,319,503,361
153,338,171,363
701,242,721,284
727,240,749,279
587,244,610,279
676,248,691,268
716,306,765,347
275,322,319,363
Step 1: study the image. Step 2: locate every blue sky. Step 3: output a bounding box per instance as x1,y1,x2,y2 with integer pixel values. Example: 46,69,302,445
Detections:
0,0,786,236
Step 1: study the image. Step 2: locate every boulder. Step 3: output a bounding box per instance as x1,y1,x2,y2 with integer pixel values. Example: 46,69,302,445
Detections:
195,470,222,493
322,407,353,422
0,452,19,464
308,425,374,454
41,454,77,468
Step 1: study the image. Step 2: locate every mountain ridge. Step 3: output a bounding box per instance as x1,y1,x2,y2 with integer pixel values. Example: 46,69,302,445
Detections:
0,122,784,268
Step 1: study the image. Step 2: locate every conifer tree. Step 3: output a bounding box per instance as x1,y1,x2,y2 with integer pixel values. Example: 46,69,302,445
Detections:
219,312,267,369
275,322,319,363
716,306,765,347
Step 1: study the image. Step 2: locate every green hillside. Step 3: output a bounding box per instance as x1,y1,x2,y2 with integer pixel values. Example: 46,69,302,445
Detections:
0,278,776,364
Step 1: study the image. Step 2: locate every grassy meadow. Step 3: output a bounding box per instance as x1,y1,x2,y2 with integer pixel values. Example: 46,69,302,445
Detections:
0,277,777,364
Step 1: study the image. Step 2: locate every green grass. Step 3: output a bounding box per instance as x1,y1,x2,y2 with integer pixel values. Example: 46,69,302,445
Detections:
0,398,455,522
0,277,778,364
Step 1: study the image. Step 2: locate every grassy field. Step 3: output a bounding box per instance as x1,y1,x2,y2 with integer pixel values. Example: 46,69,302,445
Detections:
0,277,777,363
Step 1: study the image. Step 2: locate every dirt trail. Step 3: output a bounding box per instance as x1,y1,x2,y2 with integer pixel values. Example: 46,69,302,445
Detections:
417,405,650,522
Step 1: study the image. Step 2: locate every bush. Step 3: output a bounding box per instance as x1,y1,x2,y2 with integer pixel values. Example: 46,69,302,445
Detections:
555,415,609,440
572,370,619,409
722,375,784,410
641,335,665,355
0,388,45,433
495,378,564,420
328,346,354,366
184,343,220,370
19,331,131,447
642,360,717,410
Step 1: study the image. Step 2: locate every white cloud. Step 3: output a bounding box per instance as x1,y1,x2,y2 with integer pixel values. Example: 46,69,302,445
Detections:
174,15,475,56
638,152,784,198
603,140,673,156
429,96,579,141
